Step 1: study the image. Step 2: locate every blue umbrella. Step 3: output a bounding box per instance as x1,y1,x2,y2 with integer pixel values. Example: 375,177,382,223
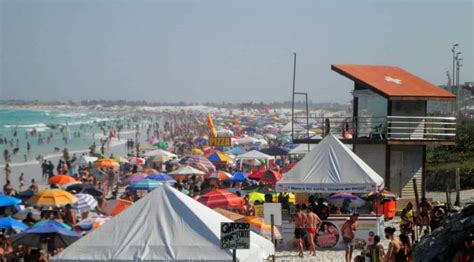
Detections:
0,217,28,232
126,178,163,191
0,195,22,207
10,220,80,248
147,173,176,185
225,172,248,183
229,147,247,155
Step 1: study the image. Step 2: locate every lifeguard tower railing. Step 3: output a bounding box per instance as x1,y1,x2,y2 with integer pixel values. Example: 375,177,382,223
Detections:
292,115,456,145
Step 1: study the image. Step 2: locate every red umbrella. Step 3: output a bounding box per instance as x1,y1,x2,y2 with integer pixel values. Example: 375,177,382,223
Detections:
259,170,282,184
197,189,244,210
248,169,267,180
280,162,296,173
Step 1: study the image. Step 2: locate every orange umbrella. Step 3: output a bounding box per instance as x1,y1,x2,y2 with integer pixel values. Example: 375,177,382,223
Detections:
27,189,77,208
104,199,133,216
94,158,120,169
197,189,244,210
48,175,76,186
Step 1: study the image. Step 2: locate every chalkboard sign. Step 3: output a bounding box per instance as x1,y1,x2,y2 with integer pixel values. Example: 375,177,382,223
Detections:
220,222,250,250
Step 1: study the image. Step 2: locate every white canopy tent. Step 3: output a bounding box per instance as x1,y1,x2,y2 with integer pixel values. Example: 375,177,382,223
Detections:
143,149,177,158
53,185,274,261
276,134,384,193
235,150,274,169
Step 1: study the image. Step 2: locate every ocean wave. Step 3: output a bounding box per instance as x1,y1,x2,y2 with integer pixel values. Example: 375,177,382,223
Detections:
56,113,88,118
26,127,50,132
4,123,47,129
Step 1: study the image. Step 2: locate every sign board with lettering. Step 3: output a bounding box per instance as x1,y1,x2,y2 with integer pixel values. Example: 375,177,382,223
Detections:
220,222,250,250
255,205,264,217
264,203,282,226
209,137,232,147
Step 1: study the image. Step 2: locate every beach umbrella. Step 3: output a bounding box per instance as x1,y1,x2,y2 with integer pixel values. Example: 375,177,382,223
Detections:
13,207,41,221
143,149,177,158
129,157,145,165
72,155,98,167
126,178,162,191
113,156,129,164
154,141,168,149
362,190,399,202
94,158,120,169
0,217,28,233
168,166,206,176
48,175,77,186
248,169,267,180
147,173,176,185
248,192,265,203
27,189,77,208
259,170,282,184
272,192,296,204
207,171,232,181
66,183,103,197
237,216,282,239
124,173,147,184
205,150,232,163
104,199,133,216
152,154,171,163
32,220,72,231
75,215,111,231
191,148,204,155
228,147,247,155
0,195,22,207
327,193,366,208
148,137,159,145
197,189,244,210
10,221,80,249
260,146,288,156
71,193,98,213
182,155,216,173
225,172,248,183
17,190,35,201
213,208,245,221
61,181,81,190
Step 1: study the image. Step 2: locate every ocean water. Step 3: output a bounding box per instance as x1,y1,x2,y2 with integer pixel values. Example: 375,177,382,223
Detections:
0,108,118,165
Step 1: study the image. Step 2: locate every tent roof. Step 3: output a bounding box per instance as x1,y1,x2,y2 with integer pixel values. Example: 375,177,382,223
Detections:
276,134,384,193
235,150,274,161
280,122,305,133
143,149,177,158
53,185,274,262
260,146,289,156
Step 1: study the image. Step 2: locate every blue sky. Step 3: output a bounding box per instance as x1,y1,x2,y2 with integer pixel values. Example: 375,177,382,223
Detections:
1,0,472,103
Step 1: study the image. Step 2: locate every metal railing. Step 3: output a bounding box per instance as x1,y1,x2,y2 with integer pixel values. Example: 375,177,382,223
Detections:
292,115,457,141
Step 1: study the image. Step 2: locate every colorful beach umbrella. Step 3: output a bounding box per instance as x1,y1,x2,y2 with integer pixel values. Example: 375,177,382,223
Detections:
237,216,282,239
124,173,147,184
182,155,216,173
126,178,162,191
48,175,77,186
104,199,133,216
0,195,22,207
197,189,244,210
248,169,267,180
75,215,111,231
228,147,247,155
327,193,366,207
129,157,145,165
168,166,206,176
205,150,232,163
71,193,98,213
147,173,176,184
66,183,103,197
27,189,77,208
248,192,266,203
32,220,72,231
94,158,120,169
208,171,232,181
259,170,282,184
152,155,171,163
0,217,28,232
191,148,204,155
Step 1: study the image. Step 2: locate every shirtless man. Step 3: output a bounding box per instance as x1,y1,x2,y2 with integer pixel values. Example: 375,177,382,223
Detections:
384,227,401,262
306,207,321,256
291,204,307,257
342,213,359,262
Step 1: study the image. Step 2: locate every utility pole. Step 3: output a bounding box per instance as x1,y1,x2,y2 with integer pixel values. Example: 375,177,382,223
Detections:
451,44,459,114
291,53,296,141
446,71,452,112
456,55,463,114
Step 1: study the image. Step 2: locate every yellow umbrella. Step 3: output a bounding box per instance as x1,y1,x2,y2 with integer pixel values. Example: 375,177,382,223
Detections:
272,192,296,204
191,148,204,155
248,192,265,203
114,156,129,163
95,158,120,169
237,216,282,239
27,189,77,208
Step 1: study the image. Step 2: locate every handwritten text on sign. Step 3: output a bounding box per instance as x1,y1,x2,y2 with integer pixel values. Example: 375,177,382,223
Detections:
209,137,232,147
220,222,250,249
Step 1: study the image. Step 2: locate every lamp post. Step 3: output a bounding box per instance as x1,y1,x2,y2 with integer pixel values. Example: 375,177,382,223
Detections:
455,52,462,114
451,44,459,95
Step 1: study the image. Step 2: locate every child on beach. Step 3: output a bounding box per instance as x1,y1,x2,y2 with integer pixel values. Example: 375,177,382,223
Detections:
19,173,25,192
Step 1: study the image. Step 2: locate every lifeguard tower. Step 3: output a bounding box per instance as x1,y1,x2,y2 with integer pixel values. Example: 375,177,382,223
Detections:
293,65,456,198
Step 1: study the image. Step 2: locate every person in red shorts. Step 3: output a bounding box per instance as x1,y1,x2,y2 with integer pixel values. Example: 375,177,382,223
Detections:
306,207,321,256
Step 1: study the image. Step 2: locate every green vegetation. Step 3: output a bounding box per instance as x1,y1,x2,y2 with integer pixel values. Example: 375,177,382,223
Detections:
426,119,474,190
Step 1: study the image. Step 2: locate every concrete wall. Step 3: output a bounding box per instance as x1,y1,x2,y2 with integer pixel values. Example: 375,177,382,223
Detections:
355,144,386,178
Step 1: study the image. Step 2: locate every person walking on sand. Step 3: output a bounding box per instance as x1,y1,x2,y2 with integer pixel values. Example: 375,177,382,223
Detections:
384,227,401,262
306,206,322,256
4,164,11,182
18,173,25,192
291,204,307,258
342,213,359,262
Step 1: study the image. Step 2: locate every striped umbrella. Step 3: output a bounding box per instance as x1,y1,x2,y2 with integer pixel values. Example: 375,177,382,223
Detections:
197,189,244,209
182,155,216,173
126,178,162,191
208,171,232,181
71,193,98,213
